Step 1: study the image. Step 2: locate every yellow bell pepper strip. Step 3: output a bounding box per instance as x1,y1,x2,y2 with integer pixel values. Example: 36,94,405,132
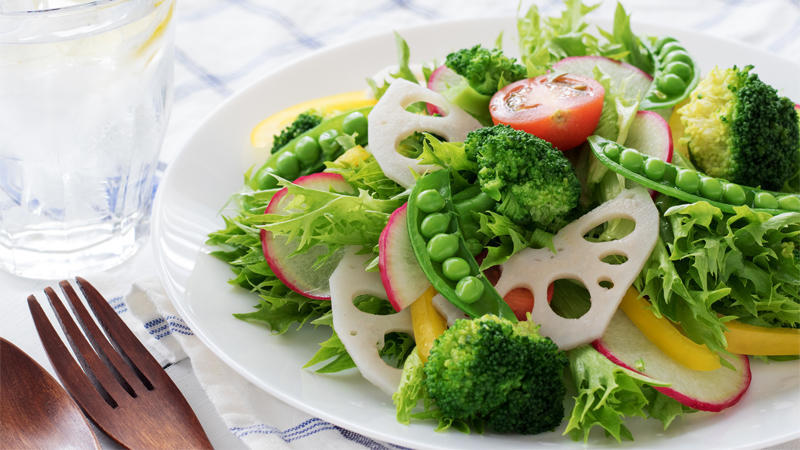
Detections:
333,145,371,167
619,287,720,371
724,321,800,356
250,91,376,148
409,286,447,362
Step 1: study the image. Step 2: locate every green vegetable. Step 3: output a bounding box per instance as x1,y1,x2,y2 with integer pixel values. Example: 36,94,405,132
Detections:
597,2,653,74
588,135,800,214
270,111,322,153
678,65,800,191
407,170,516,321
442,257,470,281
565,346,693,442
636,200,800,355
454,276,484,303
416,189,445,213
294,136,320,165
517,0,628,78
423,315,568,434
444,45,526,96
341,111,368,145
324,153,406,199
249,106,373,189
465,125,581,231
420,213,450,238
639,36,700,110
367,32,422,106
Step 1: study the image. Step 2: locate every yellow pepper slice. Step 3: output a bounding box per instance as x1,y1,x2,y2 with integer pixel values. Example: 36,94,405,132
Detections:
620,287,720,371
669,98,690,160
250,91,376,149
333,145,371,167
724,321,800,356
409,286,447,362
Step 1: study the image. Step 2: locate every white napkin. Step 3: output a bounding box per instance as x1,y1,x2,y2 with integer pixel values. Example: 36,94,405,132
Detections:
116,278,400,450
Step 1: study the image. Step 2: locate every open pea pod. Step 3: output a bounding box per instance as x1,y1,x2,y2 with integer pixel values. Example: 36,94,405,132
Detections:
407,170,517,322
639,37,701,111
588,135,800,214
249,106,373,190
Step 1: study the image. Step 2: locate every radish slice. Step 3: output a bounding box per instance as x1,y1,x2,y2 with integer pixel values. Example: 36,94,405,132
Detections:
367,79,482,187
378,204,430,311
493,188,659,349
260,173,355,300
552,56,652,103
626,110,673,164
426,65,464,116
330,249,413,396
594,311,751,412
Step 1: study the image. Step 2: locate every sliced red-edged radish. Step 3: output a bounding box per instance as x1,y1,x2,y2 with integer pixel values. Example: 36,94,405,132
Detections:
426,65,469,116
494,188,659,349
594,311,751,412
260,173,355,300
378,204,430,311
367,79,482,187
552,56,652,103
626,110,673,164
330,249,413,396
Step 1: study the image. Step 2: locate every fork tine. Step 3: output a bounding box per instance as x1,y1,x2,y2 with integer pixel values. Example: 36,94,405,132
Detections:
59,280,149,395
75,277,165,384
43,286,132,407
28,295,113,417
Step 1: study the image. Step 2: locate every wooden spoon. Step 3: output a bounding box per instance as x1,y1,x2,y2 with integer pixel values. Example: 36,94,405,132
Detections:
0,337,100,449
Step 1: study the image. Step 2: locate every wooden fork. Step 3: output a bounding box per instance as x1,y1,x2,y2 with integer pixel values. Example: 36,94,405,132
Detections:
28,277,212,449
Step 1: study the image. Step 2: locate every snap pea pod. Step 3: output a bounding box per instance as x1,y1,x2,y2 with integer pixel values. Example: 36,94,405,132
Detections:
249,106,372,190
588,135,800,214
407,170,517,322
639,36,701,111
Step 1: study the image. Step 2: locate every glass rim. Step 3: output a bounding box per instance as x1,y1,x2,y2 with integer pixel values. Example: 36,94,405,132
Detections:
1,0,117,16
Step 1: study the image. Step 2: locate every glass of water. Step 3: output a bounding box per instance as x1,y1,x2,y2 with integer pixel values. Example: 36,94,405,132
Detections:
0,0,175,279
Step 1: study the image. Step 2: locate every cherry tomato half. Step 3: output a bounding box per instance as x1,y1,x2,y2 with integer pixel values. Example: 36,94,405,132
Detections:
489,73,605,151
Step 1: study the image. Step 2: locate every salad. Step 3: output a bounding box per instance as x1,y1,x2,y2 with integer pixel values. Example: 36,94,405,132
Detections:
208,0,800,443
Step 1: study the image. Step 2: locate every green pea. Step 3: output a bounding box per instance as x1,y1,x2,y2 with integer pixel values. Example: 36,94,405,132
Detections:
664,51,692,66
643,158,666,180
318,129,341,155
341,111,368,140
255,168,279,189
416,189,445,213
420,213,450,238
675,169,700,194
655,37,678,53
294,136,320,165
619,149,644,172
658,42,685,58
699,177,724,200
465,238,483,256
664,61,693,81
723,183,746,205
455,276,484,304
778,195,800,211
657,73,687,96
603,143,622,161
427,233,458,262
754,192,779,209
275,152,300,179
442,257,471,281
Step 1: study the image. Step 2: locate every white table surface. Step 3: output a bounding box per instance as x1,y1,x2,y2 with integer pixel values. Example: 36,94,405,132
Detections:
2,1,799,448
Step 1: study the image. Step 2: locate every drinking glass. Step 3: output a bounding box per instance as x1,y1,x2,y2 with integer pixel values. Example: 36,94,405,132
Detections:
0,0,175,278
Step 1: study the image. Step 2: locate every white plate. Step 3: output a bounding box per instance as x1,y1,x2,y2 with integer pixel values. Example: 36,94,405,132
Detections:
152,17,800,450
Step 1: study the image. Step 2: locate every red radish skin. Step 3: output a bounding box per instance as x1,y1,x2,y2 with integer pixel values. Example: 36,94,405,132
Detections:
378,203,430,311
593,311,751,412
261,173,355,301
426,65,468,116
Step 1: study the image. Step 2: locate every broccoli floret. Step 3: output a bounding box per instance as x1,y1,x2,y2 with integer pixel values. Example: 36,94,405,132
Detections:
423,315,568,434
445,45,527,96
464,125,581,230
678,65,800,190
271,111,323,153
